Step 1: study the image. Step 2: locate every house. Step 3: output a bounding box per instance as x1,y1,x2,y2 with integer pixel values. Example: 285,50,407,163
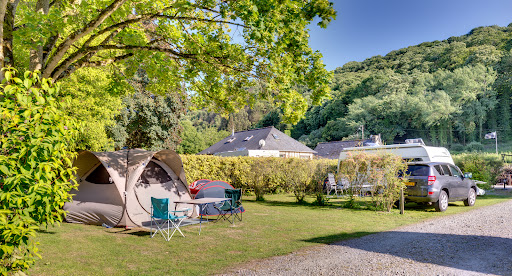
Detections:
314,135,382,159
198,126,317,159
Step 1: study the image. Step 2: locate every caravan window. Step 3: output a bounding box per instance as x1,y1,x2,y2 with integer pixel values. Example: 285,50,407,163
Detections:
85,164,112,184
140,161,172,184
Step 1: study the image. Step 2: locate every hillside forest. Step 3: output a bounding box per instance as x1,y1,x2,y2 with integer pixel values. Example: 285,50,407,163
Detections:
184,24,512,151
75,24,512,153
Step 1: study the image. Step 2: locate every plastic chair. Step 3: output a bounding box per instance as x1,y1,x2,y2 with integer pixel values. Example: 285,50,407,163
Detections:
326,173,339,197
215,189,243,224
150,197,188,241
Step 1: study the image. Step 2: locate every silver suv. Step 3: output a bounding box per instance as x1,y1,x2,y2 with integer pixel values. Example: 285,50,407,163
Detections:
404,162,477,212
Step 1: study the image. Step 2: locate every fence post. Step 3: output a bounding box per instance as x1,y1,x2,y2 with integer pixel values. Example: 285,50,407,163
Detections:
400,187,405,215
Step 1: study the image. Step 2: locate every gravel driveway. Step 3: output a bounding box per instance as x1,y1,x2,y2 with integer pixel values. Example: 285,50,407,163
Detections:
222,198,512,276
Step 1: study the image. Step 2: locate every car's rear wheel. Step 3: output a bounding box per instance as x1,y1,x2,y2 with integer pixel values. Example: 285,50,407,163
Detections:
434,190,448,212
464,188,476,206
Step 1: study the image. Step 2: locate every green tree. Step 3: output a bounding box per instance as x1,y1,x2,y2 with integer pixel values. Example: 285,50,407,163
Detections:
109,90,186,150
0,69,80,274
0,0,336,123
176,120,230,154
60,67,129,151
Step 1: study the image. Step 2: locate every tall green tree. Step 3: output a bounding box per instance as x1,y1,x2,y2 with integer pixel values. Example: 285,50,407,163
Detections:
61,67,129,151
0,0,336,123
109,90,186,150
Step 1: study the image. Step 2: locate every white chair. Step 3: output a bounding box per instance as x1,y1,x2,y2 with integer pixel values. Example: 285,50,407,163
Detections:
326,173,339,197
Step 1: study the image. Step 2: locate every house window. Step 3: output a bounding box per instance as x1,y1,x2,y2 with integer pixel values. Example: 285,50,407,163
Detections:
244,135,253,141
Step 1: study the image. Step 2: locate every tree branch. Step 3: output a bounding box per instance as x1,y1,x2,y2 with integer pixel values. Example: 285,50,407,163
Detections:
55,53,133,81
82,12,246,49
51,27,124,80
43,0,128,79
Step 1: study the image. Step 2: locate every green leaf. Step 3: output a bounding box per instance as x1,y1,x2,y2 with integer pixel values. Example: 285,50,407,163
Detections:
0,165,9,175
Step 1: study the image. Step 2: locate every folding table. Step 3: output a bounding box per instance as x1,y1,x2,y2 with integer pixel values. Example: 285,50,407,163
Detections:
174,197,230,235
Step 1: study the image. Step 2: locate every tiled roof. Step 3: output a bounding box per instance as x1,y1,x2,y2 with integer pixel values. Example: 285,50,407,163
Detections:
198,126,316,155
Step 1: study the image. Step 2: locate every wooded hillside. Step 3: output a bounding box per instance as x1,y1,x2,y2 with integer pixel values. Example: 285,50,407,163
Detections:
290,24,512,149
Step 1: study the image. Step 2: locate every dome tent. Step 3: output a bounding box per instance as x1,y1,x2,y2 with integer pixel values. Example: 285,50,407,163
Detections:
189,179,211,195
64,149,192,228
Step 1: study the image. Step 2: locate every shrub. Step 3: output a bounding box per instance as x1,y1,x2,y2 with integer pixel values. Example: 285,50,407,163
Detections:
180,155,338,201
450,143,464,152
311,160,333,206
0,69,80,274
466,141,484,152
370,154,408,212
453,152,503,189
337,151,407,211
284,159,314,203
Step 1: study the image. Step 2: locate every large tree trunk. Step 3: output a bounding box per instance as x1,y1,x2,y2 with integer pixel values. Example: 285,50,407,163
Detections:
2,0,17,71
0,0,7,80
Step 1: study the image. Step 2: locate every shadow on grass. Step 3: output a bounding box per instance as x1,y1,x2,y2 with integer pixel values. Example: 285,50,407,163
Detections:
302,231,377,244
246,194,505,213
245,195,358,209
246,197,423,212
304,230,512,275
36,229,58,234
111,228,149,236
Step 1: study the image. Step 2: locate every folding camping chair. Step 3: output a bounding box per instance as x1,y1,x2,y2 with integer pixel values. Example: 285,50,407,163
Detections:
150,197,188,241
214,189,243,224
326,173,339,197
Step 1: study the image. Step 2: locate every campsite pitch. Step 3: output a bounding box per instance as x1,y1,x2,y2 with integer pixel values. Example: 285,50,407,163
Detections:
31,193,511,275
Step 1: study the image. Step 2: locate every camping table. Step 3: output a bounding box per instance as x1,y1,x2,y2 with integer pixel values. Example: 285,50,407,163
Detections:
174,197,230,235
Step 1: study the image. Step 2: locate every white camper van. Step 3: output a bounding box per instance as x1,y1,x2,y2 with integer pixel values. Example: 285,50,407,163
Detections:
338,143,455,167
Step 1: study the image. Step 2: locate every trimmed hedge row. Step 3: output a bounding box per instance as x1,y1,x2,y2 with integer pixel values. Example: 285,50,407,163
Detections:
180,155,338,201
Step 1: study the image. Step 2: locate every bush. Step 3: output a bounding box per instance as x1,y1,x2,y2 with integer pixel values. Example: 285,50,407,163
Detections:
450,143,464,152
466,141,484,152
0,69,80,274
337,151,407,211
453,152,503,189
180,155,338,201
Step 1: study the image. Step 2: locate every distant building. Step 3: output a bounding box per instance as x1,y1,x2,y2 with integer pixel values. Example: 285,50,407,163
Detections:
314,135,382,159
198,126,317,159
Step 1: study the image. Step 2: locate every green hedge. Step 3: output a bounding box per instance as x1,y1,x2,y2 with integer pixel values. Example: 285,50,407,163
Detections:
453,153,503,189
180,155,337,201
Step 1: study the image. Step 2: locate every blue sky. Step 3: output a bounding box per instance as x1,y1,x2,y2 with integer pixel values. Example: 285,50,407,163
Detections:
309,0,512,71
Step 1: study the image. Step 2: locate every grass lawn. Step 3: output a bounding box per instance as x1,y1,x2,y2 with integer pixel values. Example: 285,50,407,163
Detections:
30,193,512,275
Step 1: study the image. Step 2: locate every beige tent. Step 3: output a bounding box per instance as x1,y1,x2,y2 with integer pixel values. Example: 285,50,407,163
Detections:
64,149,192,228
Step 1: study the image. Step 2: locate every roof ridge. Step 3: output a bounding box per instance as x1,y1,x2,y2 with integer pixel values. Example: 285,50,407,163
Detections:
233,126,274,134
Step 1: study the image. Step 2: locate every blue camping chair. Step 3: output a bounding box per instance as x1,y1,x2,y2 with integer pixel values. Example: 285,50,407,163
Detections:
214,189,243,224
150,197,189,241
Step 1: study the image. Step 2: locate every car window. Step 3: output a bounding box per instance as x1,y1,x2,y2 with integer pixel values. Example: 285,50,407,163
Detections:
440,165,452,176
449,165,460,177
405,165,430,176
434,165,444,175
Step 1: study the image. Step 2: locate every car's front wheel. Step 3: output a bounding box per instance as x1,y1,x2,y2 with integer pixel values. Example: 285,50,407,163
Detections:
434,190,448,212
464,188,476,206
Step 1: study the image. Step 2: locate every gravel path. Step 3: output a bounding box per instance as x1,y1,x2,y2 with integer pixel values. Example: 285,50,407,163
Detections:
222,198,512,276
